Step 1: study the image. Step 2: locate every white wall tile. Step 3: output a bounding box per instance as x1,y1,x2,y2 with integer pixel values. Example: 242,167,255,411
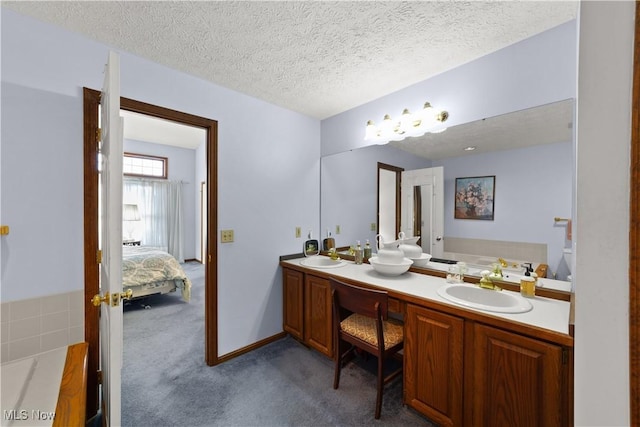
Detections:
41,293,69,314
69,326,84,345
41,312,69,334
2,291,84,362
0,322,8,344
40,330,69,352
9,336,40,360
0,303,10,323
1,343,9,363
10,299,40,321
10,317,40,341
69,309,83,328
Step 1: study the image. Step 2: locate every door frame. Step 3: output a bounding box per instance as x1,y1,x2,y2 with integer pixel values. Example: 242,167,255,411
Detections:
377,162,403,240
630,4,639,425
83,88,219,418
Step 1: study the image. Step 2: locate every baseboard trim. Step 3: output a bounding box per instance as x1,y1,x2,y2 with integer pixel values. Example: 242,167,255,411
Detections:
216,332,287,364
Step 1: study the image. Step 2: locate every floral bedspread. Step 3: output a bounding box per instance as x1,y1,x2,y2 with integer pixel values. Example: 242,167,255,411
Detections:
122,246,191,302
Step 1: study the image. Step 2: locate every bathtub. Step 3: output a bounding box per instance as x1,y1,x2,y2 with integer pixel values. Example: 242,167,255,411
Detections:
1,343,87,427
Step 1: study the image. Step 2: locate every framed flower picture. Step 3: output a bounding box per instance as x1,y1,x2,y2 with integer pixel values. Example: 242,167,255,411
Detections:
454,176,495,220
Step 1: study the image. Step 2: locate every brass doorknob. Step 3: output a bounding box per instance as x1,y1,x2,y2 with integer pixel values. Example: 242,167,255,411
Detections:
92,289,133,307
92,292,110,307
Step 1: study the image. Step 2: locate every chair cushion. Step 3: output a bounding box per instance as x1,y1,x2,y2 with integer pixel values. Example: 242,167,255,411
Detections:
340,314,403,349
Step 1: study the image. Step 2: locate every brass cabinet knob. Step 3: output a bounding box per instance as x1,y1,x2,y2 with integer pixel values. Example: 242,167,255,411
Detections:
121,289,133,300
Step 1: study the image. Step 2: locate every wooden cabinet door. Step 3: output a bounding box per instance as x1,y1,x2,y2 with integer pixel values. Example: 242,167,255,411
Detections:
405,304,464,427
472,324,566,427
304,275,333,357
283,268,304,340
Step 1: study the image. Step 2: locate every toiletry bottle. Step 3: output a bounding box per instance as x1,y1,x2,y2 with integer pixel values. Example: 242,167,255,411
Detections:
364,239,372,259
304,231,319,256
456,261,467,282
323,228,335,251
354,241,364,264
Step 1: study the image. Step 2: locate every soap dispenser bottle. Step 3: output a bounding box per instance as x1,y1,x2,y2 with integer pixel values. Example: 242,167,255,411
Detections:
354,241,364,264
364,239,372,259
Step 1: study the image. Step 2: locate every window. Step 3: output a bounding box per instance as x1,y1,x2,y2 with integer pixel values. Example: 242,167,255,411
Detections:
123,152,167,179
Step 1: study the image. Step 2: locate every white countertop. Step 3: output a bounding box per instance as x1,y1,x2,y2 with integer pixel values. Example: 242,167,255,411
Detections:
283,257,572,336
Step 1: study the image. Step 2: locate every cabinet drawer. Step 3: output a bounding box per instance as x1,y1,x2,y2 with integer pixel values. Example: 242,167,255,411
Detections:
389,298,403,314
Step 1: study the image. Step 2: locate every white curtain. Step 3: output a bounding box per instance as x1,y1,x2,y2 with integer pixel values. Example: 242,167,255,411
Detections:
167,182,184,262
124,178,185,262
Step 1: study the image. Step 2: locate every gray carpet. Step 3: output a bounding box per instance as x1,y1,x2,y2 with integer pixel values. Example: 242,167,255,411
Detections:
122,262,433,426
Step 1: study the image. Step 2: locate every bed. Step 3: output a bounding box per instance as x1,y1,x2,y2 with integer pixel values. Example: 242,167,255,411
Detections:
122,246,192,302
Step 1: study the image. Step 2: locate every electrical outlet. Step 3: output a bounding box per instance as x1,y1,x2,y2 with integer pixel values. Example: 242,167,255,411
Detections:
370,223,377,231
295,227,301,238
221,229,234,243
335,225,341,235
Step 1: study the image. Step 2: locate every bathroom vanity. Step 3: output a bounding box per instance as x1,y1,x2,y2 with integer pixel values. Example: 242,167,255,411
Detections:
280,256,573,426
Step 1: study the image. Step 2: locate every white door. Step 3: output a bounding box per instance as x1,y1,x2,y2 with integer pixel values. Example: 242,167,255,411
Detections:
401,167,444,257
98,51,124,427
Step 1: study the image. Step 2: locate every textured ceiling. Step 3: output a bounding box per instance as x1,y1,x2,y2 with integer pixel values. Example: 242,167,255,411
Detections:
3,1,578,120
120,110,206,149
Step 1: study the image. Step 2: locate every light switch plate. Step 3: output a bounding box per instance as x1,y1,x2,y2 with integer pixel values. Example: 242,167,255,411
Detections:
221,229,234,243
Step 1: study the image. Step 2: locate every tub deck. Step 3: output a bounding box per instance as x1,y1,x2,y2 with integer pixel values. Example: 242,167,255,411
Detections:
1,342,87,427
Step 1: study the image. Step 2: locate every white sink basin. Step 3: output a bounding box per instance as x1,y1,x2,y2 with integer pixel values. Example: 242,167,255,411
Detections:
437,283,533,314
300,256,346,269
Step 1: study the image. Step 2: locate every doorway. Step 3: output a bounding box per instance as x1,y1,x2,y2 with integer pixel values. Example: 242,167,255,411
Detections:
83,88,219,418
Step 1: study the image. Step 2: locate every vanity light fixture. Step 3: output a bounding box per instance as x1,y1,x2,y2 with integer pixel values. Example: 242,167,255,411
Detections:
364,101,449,144
464,146,477,151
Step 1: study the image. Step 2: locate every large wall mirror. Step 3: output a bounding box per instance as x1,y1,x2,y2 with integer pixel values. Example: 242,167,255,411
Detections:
320,98,574,282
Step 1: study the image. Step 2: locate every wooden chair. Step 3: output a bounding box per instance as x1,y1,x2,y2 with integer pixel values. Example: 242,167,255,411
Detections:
330,278,404,419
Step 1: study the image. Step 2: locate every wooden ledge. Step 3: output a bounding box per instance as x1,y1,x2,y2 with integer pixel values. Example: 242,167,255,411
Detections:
53,342,88,427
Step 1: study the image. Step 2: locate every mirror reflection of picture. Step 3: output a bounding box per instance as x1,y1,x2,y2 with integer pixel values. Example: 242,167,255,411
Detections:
454,176,495,220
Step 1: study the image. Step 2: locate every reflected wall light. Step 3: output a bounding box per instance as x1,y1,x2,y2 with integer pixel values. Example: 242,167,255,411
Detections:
365,102,449,144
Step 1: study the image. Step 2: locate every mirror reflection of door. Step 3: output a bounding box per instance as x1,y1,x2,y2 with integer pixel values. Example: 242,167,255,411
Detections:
413,184,430,251
377,163,403,243
401,167,444,258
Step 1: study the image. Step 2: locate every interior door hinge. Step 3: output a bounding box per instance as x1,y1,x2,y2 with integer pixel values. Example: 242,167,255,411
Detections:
97,249,102,264
97,370,103,385
96,128,102,143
